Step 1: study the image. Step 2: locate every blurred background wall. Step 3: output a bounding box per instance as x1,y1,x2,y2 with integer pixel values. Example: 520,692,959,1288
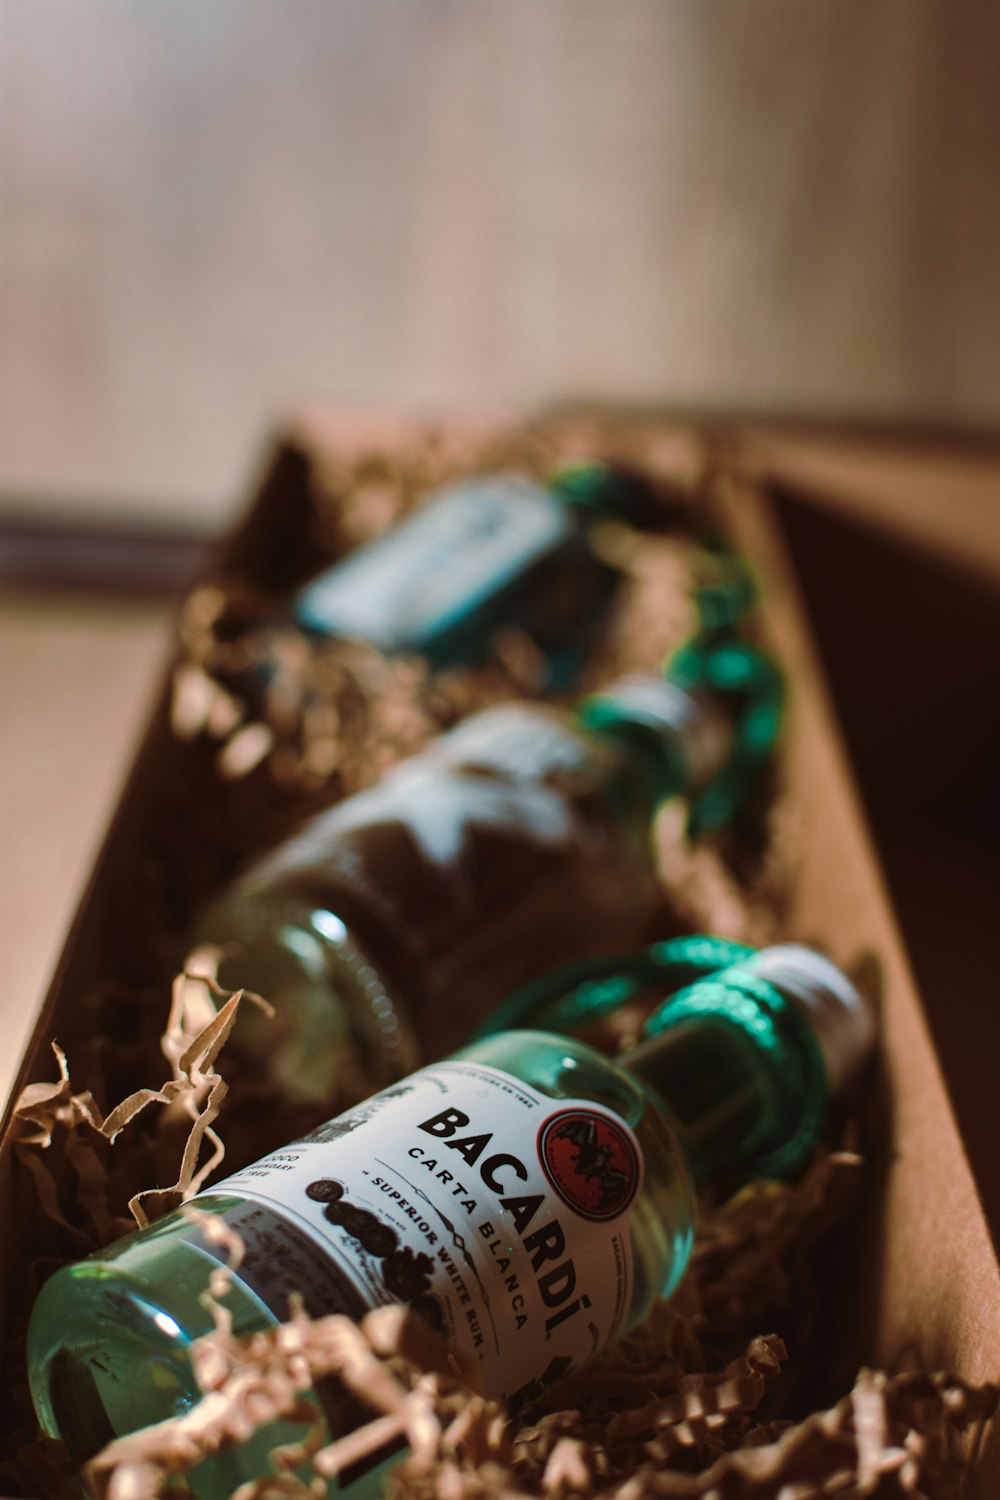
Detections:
3,0,1000,1120
1,0,999,528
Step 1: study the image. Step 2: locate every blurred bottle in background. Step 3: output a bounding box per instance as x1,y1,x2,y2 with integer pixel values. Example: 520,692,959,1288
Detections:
190,631,781,1112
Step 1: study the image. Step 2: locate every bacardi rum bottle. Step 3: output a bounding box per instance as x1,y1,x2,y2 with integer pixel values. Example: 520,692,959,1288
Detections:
28,945,871,1499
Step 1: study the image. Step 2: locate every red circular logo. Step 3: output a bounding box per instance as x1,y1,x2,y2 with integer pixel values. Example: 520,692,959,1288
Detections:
538,1108,640,1221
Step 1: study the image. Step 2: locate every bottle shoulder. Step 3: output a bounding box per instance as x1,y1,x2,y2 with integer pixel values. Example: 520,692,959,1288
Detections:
457,1030,651,1124
456,1035,694,1234
454,1032,696,1315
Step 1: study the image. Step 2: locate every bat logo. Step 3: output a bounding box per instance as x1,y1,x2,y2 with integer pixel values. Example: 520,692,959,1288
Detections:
538,1108,640,1221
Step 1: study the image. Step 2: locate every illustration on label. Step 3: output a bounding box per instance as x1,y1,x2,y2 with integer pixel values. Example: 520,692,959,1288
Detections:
538,1108,640,1221
304,1178,444,1333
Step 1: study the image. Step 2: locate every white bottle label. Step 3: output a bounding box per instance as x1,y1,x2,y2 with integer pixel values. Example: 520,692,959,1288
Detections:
206,1060,642,1402
312,707,587,872
294,477,572,649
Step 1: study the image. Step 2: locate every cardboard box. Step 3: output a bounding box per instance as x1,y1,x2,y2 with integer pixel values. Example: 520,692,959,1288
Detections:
3,415,999,1495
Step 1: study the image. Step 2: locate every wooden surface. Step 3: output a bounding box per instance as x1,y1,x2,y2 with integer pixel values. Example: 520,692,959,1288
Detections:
719,474,1000,1430
773,493,1000,1240
0,0,999,526
0,594,171,1109
745,430,1000,584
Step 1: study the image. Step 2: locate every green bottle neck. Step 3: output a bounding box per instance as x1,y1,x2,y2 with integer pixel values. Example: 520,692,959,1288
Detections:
548,460,660,528
625,1020,792,1184
623,956,851,1185
576,676,733,813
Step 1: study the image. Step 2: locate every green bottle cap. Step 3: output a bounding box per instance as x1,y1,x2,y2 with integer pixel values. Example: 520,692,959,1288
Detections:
548,460,665,528
578,674,734,806
664,634,784,838
739,944,875,1096
641,943,873,1178
692,548,758,632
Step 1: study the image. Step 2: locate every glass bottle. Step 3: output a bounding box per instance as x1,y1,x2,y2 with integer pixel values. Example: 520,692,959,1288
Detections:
190,663,746,1110
203,464,642,750
28,945,871,1500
